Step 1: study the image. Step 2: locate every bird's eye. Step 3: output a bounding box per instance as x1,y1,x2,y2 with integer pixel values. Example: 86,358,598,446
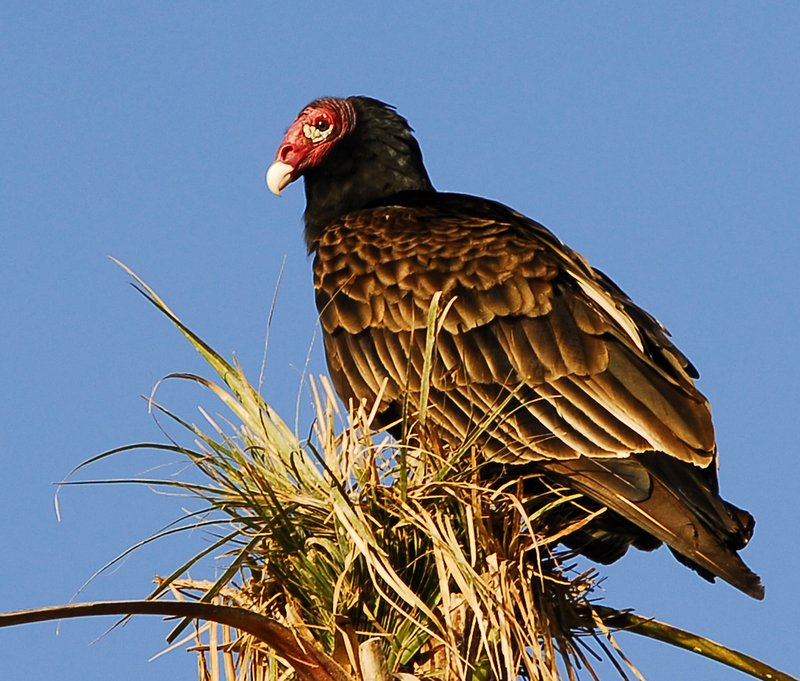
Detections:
303,115,335,143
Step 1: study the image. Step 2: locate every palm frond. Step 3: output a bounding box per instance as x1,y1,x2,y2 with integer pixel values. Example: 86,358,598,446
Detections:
42,263,789,681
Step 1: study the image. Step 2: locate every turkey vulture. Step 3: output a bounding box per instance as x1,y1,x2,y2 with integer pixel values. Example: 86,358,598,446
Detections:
266,96,763,599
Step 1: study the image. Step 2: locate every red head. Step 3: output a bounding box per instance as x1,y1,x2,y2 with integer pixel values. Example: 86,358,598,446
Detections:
267,96,433,244
266,98,357,195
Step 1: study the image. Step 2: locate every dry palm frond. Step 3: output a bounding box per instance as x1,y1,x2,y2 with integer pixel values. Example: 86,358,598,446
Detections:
51,263,786,681
64,262,622,681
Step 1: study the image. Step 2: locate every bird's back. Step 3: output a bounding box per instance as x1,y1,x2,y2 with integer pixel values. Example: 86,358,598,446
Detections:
311,190,763,599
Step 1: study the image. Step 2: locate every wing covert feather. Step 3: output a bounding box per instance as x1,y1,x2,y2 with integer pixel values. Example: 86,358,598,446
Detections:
314,197,714,467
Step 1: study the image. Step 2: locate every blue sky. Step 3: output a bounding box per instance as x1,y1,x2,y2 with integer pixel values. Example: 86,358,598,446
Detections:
2,3,798,679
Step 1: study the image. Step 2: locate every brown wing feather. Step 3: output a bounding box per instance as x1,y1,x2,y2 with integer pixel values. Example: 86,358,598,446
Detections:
312,193,762,598
315,200,711,463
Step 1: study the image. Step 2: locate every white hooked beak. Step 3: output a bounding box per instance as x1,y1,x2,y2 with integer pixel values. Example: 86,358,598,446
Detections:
266,161,295,196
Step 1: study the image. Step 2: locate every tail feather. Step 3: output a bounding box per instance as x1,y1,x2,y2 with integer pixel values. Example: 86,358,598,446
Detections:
545,455,764,599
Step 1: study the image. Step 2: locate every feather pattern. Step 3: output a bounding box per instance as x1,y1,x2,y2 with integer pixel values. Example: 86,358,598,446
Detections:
315,194,713,463
313,191,762,598
271,95,762,599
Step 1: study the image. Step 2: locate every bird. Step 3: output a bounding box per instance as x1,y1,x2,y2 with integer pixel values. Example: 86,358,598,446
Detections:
266,95,763,599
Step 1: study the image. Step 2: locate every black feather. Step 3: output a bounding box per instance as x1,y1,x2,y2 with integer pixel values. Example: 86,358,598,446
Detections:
280,96,764,599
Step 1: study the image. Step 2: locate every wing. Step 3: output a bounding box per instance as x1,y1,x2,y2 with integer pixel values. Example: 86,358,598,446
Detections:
312,191,762,598
314,192,712,464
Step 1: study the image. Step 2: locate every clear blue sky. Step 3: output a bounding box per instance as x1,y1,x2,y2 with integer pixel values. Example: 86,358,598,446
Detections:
2,3,798,679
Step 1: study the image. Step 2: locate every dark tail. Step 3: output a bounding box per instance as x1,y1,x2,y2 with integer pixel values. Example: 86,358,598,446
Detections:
544,454,764,599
